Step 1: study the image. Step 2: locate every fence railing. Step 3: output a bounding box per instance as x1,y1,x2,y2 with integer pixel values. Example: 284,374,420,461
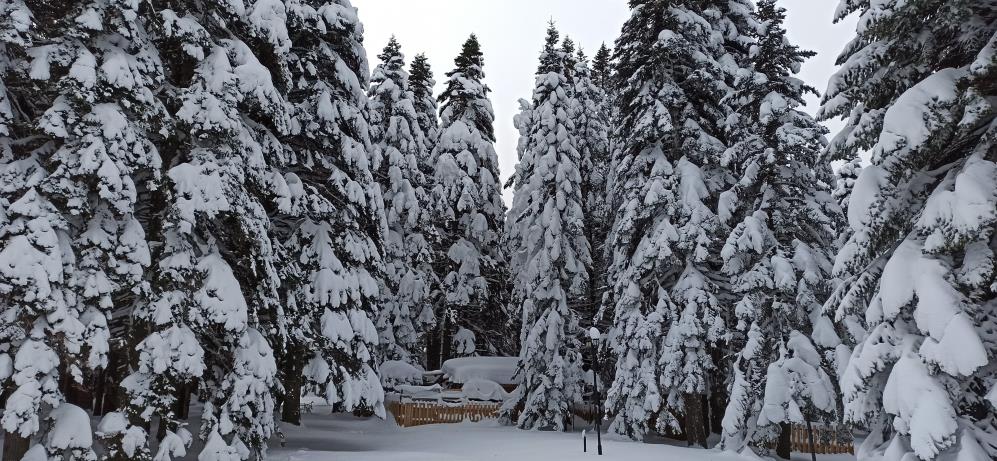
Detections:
789,424,854,455
387,401,502,428
386,401,853,455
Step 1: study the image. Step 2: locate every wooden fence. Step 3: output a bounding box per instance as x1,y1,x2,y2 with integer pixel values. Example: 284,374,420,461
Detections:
789,424,854,455
386,401,853,455
387,401,502,428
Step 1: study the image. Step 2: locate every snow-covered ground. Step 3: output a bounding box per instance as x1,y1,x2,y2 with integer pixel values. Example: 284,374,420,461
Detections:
270,406,857,461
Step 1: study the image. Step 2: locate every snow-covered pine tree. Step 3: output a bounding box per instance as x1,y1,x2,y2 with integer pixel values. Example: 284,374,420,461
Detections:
409,53,440,151
0,1,170,460
571,50,613,330
428,34,510,367
819,0,997,459
833,157,863,212
716,1,843,456
591,43,614,95
116,3,290,459
272,0,385,426
368,36,436,365
505,23,590,431
603,0,755,445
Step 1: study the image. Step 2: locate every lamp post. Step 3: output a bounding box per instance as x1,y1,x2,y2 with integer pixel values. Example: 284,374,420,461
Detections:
588,327,603,456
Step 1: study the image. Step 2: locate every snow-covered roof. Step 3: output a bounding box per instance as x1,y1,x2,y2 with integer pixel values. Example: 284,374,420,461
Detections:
441,357,519,385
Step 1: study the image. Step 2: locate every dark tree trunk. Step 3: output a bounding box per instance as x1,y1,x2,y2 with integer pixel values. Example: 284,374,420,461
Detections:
776,422,793,459
709,387,727,435
2,430,29,461
426,325,443,371
684,393,708,448
281,355,304,425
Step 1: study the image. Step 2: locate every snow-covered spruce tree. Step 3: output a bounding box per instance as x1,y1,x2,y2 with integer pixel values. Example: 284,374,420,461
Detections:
271,0,385,426
505,24,590,431
819,0,997,459
603,0,755,445
716,1,843,456
117,3,290,459
571,50,613,329
833,157,862,212
428,34,510,367
591,43,614,95
368,36,436,365
409,53,440,150
0,1,168,460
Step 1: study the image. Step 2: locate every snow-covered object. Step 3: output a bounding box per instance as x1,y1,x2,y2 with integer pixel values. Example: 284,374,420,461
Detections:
442,357,520,385
431,34,511,356
717,1,844,453
603,0,757,442
273,0,386,423
395,384,444,401
96,412,150,460
819,0,997,459
368,36,437,365
462,378,509,402
570,50,613,328
380,360,426,390
505,26,590,431
409,53,440,149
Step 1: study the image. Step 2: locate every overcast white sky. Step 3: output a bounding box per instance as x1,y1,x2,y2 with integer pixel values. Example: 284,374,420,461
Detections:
352,1,858,200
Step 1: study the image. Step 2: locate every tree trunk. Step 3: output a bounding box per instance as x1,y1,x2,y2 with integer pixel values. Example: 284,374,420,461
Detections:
426,325,442,371
2,431,29,461
709,387,726,435
683,393,708,448
776,422,793,459
281,355,303,425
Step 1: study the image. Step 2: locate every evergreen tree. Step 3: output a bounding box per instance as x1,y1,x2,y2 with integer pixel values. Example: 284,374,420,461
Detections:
591,43,614,93
505,24,590,431
819,0,997,459
409,53,440,150
272,0,386,427
368,37,436,365
428,35,510,367
603,0,755,445
716,1,842,456
571,50,613,330
833,158,863,212
120,2,289,458
0,2,164,460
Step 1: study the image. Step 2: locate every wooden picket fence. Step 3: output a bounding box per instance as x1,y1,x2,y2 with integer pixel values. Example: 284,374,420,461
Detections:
386,401,853,455
789,424,854,455
387,401,502,428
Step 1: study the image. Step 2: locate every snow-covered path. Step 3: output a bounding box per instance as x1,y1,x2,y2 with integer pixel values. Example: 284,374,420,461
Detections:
270,408,856,461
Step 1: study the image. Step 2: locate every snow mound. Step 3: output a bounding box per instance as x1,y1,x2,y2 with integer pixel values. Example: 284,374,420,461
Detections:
461,379,508,402
441,357,519,385
380,360,425,390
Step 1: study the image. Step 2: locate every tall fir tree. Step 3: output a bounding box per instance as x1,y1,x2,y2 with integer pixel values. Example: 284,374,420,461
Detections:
819,0,997,459
716,1,843,456
505,24,590,431
0,1,167,460
603,0,756,445
571,49,613,332
428,35,510,368
368,37,436,365
119,1,290,458
409,53,440,152
271,0,386,428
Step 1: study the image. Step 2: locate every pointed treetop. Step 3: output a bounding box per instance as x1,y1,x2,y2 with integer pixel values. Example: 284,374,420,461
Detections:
592,43,613,89
451,34,485,79
376,35,406,75
538,22,562,74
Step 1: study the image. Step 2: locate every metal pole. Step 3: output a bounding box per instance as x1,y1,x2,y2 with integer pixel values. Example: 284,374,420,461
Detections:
592,342,603,456
806,418,817,461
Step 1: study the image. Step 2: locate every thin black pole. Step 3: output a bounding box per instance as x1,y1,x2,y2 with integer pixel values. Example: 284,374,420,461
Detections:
592,341,603,456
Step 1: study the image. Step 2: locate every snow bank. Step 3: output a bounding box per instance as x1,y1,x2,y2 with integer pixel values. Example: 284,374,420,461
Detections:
441,357,519,385
460,379,508,402
380,360,425,390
